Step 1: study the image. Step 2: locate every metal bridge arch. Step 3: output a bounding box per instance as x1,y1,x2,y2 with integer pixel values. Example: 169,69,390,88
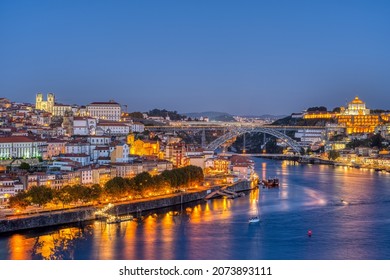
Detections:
205,127,303,154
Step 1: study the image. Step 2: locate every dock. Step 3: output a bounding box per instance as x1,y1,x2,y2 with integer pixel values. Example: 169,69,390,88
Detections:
204,188,244,200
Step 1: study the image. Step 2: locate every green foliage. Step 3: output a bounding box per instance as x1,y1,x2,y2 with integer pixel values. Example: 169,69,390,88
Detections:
56,186,73,206
28,185,54,207
346,133,385,149
307,106,327,112
370,133,384,149
105,177,128,197
332,107,341,113
103,165,204,198
327,150,340,160
134,172,153,189
128,112,144,119
147,108,186,121
8,166,204,210
9,192,30,209
89,184,103,201
19,162,31,170
272,116,335,126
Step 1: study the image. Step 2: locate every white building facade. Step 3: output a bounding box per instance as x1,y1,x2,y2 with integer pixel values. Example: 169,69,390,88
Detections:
86,101,121,121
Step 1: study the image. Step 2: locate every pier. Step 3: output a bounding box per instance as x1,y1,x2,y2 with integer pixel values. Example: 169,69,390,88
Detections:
205,186,248,200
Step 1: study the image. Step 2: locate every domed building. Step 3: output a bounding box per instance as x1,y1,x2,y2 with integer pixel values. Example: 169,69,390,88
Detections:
337,96,380,134
343,96,370,115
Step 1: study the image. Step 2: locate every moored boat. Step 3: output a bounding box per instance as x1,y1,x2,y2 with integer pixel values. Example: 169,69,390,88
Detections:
106,215,134,224
248,216,260,223
262,178,279,187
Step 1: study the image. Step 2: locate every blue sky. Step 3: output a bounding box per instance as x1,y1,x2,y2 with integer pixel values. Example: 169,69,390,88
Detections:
1,0,390,115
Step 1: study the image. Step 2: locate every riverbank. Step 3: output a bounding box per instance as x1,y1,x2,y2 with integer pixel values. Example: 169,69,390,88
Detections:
0,180,253,234
255,154,390,173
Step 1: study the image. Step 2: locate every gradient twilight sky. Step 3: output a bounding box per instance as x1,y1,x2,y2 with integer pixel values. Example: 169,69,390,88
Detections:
1,0,390,115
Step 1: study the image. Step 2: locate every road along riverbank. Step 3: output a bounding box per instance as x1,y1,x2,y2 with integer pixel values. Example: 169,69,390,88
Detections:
0,180,253,234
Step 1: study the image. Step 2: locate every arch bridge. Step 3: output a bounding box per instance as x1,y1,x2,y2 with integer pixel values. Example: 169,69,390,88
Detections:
205,127,304,154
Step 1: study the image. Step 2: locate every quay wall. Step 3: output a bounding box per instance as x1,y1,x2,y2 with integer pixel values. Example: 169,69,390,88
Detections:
0,181,252,234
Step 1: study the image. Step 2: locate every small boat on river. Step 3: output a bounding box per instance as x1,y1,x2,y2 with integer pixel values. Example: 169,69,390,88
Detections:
249,201,260,224
262,178,279,188
106,215,134,224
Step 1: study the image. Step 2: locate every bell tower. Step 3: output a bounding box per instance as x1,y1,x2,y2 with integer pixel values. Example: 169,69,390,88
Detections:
36,93,43,110
47,93,55,113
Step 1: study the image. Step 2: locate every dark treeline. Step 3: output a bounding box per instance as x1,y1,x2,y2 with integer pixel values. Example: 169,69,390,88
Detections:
9,166,204,209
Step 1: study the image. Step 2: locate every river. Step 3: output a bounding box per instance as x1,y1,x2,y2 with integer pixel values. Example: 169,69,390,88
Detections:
1,158,390,260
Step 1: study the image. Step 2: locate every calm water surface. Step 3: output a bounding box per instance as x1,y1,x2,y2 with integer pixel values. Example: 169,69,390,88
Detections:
1,158,390,260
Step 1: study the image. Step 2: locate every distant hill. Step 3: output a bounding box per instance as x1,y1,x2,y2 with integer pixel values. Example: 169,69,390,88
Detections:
240,114,287,120
272,115,335,126
184,111,236,122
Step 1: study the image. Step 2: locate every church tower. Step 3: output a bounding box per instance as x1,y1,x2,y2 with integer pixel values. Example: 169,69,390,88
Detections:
36,93,43,110
47,93,55,113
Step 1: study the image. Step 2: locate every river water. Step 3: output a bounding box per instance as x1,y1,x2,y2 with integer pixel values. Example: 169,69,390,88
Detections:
1,158,390,260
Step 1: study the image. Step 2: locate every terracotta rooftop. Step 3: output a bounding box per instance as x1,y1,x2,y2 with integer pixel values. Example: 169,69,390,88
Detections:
0,136,36,143
88,101,120,106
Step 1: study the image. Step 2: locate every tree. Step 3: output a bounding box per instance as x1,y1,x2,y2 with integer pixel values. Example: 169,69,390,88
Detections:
307,106,327,112
19,162,31,171
105,177,127,197
9,192,30,209
128,112,144,119
327,150,340,160
370,133,384,149
332,107,341,113
89,184,103,202
134,172,153,190
56,186,73,207
28,185,54,207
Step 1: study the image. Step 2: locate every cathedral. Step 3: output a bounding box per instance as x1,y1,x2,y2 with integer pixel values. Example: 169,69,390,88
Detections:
35,93,55,113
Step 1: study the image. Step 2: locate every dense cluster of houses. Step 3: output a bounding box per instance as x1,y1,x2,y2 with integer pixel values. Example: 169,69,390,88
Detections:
0,95,254,204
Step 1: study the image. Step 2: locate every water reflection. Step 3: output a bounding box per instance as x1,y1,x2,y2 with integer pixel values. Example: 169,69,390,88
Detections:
2,158,390,260
16,227,88,260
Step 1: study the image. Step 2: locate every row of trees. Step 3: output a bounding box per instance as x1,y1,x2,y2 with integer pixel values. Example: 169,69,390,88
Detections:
9,184,103,209
9,165,204,209
104,165,204,198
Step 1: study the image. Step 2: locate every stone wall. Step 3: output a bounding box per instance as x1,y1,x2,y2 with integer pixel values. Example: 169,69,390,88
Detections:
0,181,252,234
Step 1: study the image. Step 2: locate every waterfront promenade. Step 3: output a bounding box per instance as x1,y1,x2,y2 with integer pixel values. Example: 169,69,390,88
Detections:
0,181,253,234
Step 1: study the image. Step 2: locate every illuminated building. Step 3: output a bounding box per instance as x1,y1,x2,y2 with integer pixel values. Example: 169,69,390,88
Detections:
337,96,381,134
110,143,129,163
86,101,121,121
303,112,335,119
131,122,145,133
72,117,97,136
55,153,91,166
294,129,325,144
112,163,143,178
45,139,66,159
380,114,390,122
35,93,55,113
0,178,24,204
375,124,390,139
0,98,11,109
96,121,130,135
130,139,161,157
164,142,188,168
0,136,46,159
343,96,370,115
127,133,135,146
205,156,230,174
53,103,72,116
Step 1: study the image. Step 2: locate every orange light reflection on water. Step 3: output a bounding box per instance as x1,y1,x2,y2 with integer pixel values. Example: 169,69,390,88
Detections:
9,234,27,260
160,213,174,259
143,215,157,259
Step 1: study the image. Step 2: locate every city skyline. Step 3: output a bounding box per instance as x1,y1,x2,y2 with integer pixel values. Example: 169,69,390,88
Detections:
1,1,390,115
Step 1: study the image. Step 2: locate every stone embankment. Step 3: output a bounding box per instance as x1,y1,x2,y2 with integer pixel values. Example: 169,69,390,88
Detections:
0,180,252,234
